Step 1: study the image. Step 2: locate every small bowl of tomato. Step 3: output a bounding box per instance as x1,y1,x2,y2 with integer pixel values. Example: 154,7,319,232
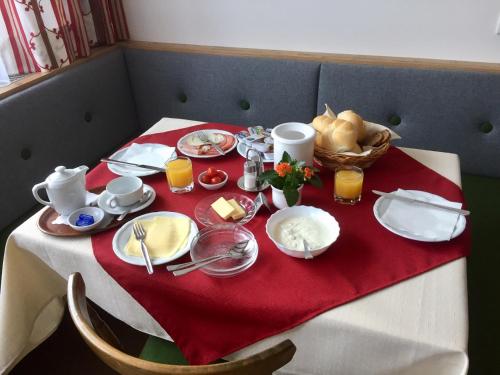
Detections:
198,167,228,190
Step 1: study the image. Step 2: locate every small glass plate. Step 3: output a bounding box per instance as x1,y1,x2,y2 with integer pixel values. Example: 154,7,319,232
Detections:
194,192,256,226
190,224,258,277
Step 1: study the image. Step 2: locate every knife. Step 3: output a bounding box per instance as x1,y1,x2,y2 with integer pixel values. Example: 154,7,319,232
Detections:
101,158,165,172
372,190,470,216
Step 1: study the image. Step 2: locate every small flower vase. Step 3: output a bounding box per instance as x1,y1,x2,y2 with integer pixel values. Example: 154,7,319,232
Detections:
271,185,303,209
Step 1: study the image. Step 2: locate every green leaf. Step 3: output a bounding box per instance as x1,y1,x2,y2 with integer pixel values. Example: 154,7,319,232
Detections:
281,151,292,164
271,175,284,189
283,185,299,206
258,169,277,183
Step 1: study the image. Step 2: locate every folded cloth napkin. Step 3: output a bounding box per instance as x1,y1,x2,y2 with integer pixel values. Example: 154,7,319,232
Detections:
125,216,191,258
120,143,175,169
380,189,462,241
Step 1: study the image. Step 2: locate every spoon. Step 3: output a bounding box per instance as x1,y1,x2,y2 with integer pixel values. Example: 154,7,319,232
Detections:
303,239,314,260
117,190,152,221
171,250,251,276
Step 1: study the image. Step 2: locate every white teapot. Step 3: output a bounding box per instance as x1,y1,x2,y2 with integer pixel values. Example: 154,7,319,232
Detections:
32,165,89,215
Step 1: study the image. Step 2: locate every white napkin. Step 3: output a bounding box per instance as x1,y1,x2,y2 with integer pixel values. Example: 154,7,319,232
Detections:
338,121,401,156
119,143,175,169
379,189,462,241
51,192,100,225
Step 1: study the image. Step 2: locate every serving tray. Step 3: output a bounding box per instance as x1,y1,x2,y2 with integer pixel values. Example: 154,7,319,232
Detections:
37,187,122,237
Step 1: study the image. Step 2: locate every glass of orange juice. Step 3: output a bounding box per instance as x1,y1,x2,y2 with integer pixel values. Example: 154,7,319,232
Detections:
334,166,364,204
166,156,194,193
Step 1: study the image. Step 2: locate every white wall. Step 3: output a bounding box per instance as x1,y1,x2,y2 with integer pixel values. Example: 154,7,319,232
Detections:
122,0,500,63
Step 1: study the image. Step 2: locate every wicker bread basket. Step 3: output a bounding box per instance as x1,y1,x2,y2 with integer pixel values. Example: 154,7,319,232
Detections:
314,130,391,170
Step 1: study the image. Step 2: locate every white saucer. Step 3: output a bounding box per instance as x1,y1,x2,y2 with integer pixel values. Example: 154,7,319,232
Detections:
107,143,175,177
237,142,273,163
373,190,466,242
98,184,156,215
112,211,198,266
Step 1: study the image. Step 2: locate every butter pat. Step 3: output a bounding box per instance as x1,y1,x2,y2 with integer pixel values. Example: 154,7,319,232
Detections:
211,197,235,220
227,199,246,220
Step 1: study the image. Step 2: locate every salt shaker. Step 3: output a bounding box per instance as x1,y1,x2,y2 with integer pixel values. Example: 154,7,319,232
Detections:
244,148,264,190
243,160,258,190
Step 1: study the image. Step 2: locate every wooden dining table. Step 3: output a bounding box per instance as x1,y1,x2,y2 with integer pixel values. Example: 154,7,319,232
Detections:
0,117,469,375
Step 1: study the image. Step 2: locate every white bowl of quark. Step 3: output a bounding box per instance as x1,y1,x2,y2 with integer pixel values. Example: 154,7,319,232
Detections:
265,205,340,258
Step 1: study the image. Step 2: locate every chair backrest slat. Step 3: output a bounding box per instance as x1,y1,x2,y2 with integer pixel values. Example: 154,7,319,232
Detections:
67,272,296,375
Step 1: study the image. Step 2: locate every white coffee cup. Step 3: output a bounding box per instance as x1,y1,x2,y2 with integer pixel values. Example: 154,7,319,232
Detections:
105,176,143,208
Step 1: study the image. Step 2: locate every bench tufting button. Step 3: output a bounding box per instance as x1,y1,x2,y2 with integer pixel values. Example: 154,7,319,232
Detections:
239,100,250,110
178,93,187,103
84,112,92,122
21,148,31,160
388,115,401,126
479,121,493,134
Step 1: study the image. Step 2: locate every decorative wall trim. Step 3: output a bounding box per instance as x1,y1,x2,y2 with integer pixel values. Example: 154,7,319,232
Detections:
125,40,500,74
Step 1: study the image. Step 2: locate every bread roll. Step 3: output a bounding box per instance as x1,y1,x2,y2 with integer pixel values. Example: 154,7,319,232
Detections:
337,110,365,143
330,121,362,153
312,115,334,147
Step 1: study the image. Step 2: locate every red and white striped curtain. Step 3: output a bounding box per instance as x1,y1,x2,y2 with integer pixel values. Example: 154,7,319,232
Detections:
0,0,128,75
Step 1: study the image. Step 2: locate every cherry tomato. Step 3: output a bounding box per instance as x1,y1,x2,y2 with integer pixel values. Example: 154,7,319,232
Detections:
201,174,211,184
207,167,217,178
210,176,223,184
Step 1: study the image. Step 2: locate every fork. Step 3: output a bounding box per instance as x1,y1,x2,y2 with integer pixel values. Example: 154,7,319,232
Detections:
198,130,225,155
132,222,154,274
166,240,250,272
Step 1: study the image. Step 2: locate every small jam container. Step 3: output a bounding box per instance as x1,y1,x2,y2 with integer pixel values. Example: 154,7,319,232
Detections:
67,207,105,232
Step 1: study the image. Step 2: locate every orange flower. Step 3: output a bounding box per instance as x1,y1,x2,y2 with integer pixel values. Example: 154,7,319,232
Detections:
275,162,292,177
304,167,313,179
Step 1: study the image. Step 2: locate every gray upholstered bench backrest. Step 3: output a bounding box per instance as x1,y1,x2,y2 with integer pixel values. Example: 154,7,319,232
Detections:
125,48,500,178
124,49,320,130
318,63,500,177
0,49,140,229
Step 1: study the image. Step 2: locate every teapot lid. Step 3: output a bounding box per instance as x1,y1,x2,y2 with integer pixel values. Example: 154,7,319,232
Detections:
46,166,84,186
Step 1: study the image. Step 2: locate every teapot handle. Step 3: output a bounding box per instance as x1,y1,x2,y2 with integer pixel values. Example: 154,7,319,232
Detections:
32,182,52,208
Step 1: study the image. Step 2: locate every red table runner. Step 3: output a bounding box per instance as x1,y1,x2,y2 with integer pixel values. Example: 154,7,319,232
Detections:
88,123,470,364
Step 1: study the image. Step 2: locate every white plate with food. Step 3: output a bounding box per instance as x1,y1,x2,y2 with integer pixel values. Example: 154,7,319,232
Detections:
177,129,237,158
107,143,175,176
112,211,198,266
373,190,466,242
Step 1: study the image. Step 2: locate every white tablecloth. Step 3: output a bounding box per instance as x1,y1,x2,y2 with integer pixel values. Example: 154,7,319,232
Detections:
0,118,468,375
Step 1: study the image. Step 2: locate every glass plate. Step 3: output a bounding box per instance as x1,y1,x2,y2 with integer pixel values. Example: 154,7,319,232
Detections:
189,223,258,277
194,192,256,227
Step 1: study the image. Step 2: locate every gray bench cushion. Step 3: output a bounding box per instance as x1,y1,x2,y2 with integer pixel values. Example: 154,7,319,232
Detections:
125,49,320,130
0,49,139,229
317,63,500,177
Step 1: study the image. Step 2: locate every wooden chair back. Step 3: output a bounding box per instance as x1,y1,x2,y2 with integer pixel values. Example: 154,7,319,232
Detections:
67,272,296,375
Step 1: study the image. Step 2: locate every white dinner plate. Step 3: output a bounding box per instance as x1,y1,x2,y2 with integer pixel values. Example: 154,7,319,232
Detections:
236,142,274,163
177,129,237,158
112,211,198,266
373,190,466,242
98,184,156,215
107,143,175,177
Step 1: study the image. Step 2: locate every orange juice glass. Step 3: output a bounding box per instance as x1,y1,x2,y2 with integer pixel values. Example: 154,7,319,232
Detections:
334,166,363,204
166,156,194,193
